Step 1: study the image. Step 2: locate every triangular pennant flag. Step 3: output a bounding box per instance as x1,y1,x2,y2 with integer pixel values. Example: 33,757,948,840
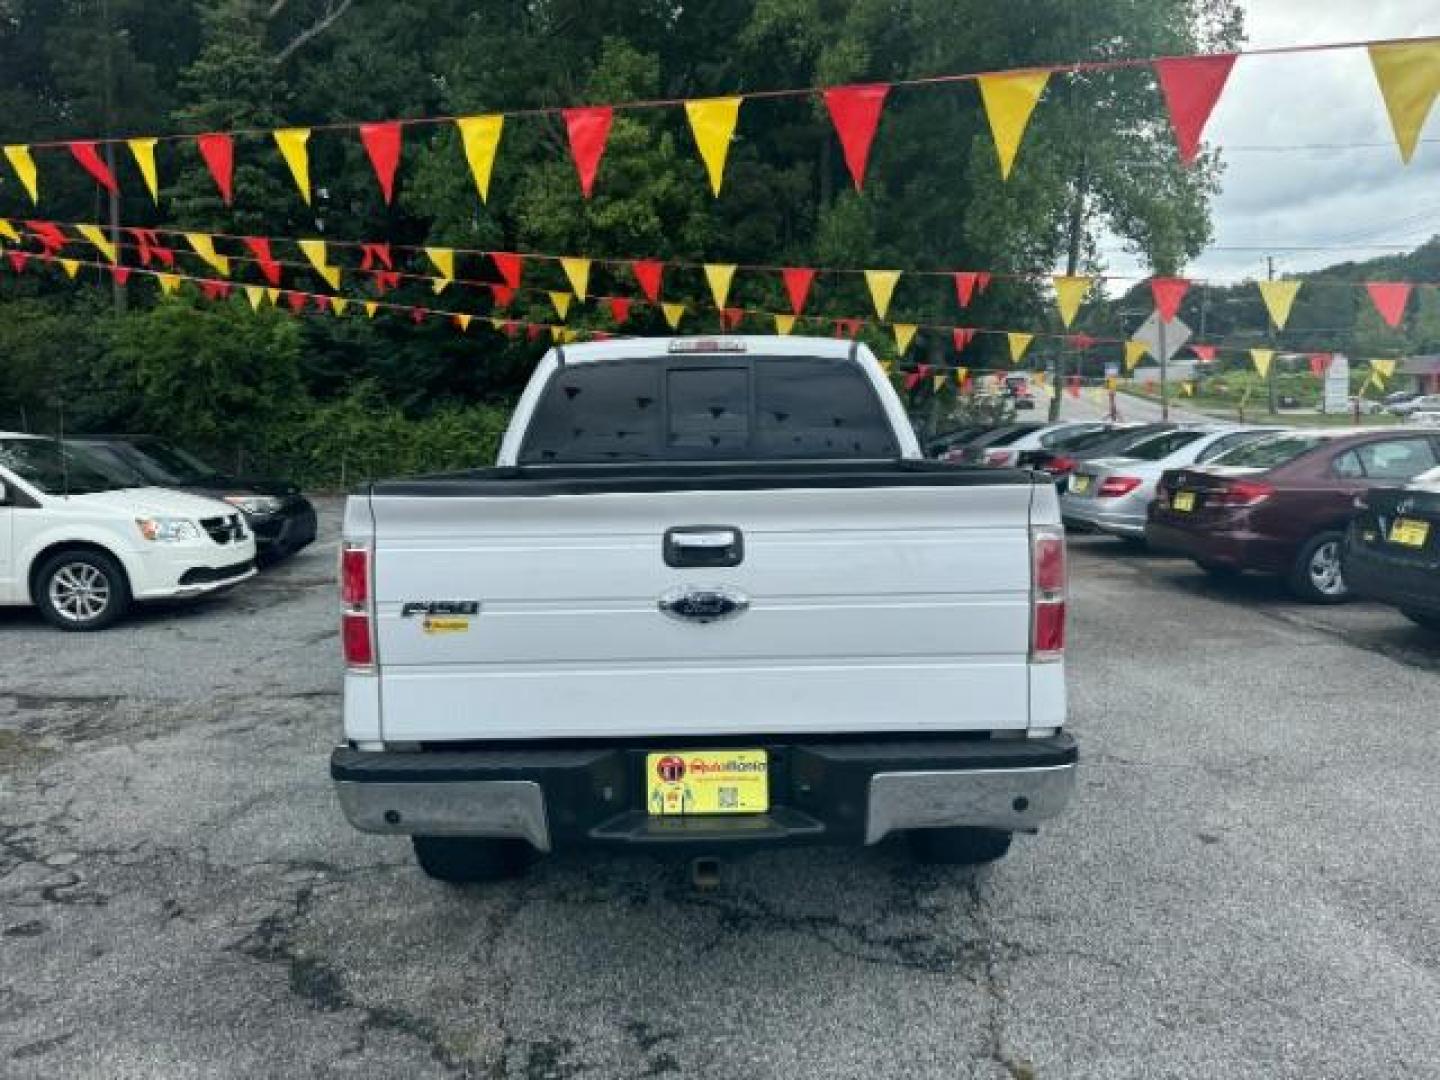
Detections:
286,291,309,314
266,287,282,305
491,252,523,290
454,313,472,332
781,267,815,316
1181,381,1195,397
1069,333,1096,351
607,296,632,324
561,257,592,301
360,121,403,204
1258,279,1302,329
1371,358,1397,381
549,291,572,320
976,272,993,293
310,294,331,313
976,71,1050,179
4,145,38,204
27,221,66,254
59,258,81,280
244,237,282,286
489,284,515,308
127,138,159,202
157,272,181,296
631,259,663,302
426,246,456,285
684,96,742,196
864,270,901,320
903,371,922,392
273,128,312,204
298,239,341,290
1309,352,1332,378
360,242,393,271
893,323,918,353
76,224,117,264
662,302,685,330
773,313,796,335
721,307,745,331
954,272,979,308
1366,282,1412,328
704,263,736,310
1008,332,1033,364
1052,275,1092,328
562,106,613,198
7,250,29,273
1154,55,1238,165
0,219,17,243
196,134,234,204
823,83,889,191
952,328,975,353
955,366,969,386
456,115,504,202
245,285,265,311
1150,276,1190,322
331,296,348,317
880,361,894,376
1368,42,1440,164
364,300,379,318
1250,348,1273,378
549,325,564,343
1125,340,1149,371
933,374,948,393
68,141,118,193
1190,344,1217,363
202,279,233,301
184,232,230,276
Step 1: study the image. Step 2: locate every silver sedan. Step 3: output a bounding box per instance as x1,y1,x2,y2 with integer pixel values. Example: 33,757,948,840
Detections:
1062,425,1286,540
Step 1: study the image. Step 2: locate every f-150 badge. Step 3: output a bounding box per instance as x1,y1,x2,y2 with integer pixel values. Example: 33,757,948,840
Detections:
657,587,749,624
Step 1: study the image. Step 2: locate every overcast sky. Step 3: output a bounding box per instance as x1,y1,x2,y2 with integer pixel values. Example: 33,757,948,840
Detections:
1100,0,1440,286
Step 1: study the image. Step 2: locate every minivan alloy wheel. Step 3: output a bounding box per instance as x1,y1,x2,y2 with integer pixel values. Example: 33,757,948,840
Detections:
48,562,113,623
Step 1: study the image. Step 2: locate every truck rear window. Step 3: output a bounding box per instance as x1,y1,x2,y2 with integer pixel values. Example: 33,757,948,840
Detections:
518,356,899,463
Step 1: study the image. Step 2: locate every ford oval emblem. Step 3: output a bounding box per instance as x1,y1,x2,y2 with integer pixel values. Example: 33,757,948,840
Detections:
658,586,750,624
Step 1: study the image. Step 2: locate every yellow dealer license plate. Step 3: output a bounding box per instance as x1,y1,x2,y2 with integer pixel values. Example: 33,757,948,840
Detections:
646,751,768,816
1173,491,1196,512
1072,475,1092,495
1390,517,1430,548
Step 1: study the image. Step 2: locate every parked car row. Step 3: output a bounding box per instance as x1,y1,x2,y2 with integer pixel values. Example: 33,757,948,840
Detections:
0,432,315,631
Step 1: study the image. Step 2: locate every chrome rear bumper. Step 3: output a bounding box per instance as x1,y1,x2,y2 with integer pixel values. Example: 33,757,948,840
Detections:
864,764,1076,843
335,779,552,851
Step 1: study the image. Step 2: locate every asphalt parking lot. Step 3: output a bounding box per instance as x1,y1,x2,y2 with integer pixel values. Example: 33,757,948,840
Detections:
3,502,1438,1079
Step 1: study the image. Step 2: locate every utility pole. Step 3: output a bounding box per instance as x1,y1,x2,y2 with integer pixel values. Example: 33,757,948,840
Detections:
101,0,125,313
1049,157,1089,422
1266,256,1277,415
1159,309,1169,421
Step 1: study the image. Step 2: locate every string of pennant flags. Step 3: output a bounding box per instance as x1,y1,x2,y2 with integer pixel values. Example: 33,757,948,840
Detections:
2,36,1439,212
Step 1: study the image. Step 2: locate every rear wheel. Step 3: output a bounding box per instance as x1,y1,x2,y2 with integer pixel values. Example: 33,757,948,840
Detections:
33,549,131,631
1402,609,1440,634
1288,531,1351,604
908,828,1013,866
411,836,533,884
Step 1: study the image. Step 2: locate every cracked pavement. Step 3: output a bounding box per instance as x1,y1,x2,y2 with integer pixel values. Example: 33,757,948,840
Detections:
2,505,1438,1078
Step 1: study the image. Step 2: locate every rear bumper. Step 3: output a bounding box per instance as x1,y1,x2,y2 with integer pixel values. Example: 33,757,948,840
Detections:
331,734,1078,852
1062,497,1148,538
1343,541,1440,615
1145,516,1291,573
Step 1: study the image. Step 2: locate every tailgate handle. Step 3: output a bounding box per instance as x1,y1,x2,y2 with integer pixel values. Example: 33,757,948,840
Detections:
664,525,744,568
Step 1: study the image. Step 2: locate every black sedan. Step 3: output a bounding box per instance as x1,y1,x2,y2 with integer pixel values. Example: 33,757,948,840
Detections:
72,435,318,564
1343,465,1440,633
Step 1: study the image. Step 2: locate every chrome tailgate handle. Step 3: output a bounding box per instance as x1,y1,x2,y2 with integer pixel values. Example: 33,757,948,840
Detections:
664,525,744,568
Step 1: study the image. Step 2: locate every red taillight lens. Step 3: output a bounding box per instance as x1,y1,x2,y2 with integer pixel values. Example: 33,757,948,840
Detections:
1212,480,1275,508
1097,475,1143,499
1030,526,1066,663
1046,455,1077,476
342,612,374,666
984,449,1012,466
341,546,369,605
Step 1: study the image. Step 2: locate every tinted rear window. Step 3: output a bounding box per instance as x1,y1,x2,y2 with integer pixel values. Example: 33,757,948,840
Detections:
518,356,899,463
1211,434,1328,469
1123,430,1206,461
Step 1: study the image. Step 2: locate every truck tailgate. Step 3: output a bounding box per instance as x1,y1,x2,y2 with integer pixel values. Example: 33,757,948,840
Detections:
367,479,1037,740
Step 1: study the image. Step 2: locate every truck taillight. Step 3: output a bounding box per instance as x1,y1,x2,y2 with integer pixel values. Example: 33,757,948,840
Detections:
340,543,374,669
1030,526,1066,663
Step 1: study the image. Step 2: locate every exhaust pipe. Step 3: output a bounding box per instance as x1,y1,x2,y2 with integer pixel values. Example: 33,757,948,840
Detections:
690,857,721,890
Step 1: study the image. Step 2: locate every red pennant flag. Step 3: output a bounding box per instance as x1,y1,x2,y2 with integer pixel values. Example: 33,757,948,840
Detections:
562,106,613,198
196,133,235,204
491,252,524,290
952,328,975,352
781,267,816,316
1155,54,1237,166
526,323,543,342
359,121,402,204
1308,352,1331,378
360,243,393,271
838,317,862,339
1069,334,1096,351
721,306,744,330
1150,276,1190,322
591,330,612,342
285,291,308,314
410,306,427,324
8,251,30,273
152,245,175,268
1067,375,1082,399
608,296,632,324
110,265,131,286
200,280,232,301
68,141,118,193
903,371,922,391
130,228,154,266
1366,282,1412,328
243,237,282,287
824,84,889,191
961,375,974,393
1190,344,1217,363
631,259,663,302
489,284,515,308
312,293,332,312
954,272,979,308
976,272,993,292
25,220,67,254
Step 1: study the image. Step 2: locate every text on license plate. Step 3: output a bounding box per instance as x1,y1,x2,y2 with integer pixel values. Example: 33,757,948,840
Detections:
646,751,768,815
1172,491,1196,512
1389,517,1430,547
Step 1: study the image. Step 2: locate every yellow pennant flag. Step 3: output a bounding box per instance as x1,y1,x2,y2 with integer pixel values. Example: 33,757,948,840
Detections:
773,313,796,335
704,263,736,310
273,127,312,204
1125,339,1149,371
1258,280,1302,329
955,366,969,385
663,302,686,330
893,323,918,353
549,325,564,343
266,287,282,305
77,224,117,264
0,219,18,243
549,291,572,320
1368,42,1440,163
1181,381,1195,397
128,137,159,202
298,239,341,290
561,257,591,301
59,258,81,279
157,272,181,295
1008,332,1034,364
1371,358,1397,382
976,71,1050,180
364,300,379,319
4,145,38,204
933,374,947,393
245,285,265,311
456,115,504,203
455,312,472,332
331,296,348,316
426,246,455,282
864,270,901,320
1250,348,1274,378
684,96,742,196
1053,275,1092,328
880,360,894,376
184,232,230,276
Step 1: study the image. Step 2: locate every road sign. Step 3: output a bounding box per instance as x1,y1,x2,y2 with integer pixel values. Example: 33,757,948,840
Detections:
1131,310,1192,362
1323,354,1350,413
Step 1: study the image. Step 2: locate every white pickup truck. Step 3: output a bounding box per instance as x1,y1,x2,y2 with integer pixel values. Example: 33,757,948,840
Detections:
332,337,1075,883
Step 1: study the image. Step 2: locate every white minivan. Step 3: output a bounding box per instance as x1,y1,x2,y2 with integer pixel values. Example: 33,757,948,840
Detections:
0,432,258,630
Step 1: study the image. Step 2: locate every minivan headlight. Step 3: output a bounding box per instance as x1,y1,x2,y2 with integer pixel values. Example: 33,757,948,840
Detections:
136,517,202,543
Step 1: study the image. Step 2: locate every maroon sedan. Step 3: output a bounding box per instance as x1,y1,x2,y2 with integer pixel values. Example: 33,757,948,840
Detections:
1146,429,1440,602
